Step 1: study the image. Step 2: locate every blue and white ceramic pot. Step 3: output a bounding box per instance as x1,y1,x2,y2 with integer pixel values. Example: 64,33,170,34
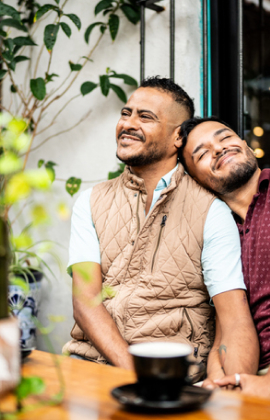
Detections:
8,270,43,350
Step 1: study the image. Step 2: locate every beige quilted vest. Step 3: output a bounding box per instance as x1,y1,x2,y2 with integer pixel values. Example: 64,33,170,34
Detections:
64,165,215,380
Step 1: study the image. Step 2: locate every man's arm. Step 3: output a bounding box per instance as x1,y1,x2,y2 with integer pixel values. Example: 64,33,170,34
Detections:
72,261,133,370
203,313,224,388
210,289,259,376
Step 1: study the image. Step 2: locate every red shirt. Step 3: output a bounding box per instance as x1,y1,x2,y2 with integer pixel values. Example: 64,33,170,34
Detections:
235,169,270,369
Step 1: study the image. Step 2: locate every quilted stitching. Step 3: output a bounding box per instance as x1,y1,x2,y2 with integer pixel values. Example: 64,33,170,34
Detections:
67,166,215,373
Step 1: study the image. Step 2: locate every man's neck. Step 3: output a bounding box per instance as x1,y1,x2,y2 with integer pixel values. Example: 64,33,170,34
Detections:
220,168,261,223
131,158,177,214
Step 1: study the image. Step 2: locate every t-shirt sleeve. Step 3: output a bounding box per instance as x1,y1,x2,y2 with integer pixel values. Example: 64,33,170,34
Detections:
202,198,246,299
67,188,100,275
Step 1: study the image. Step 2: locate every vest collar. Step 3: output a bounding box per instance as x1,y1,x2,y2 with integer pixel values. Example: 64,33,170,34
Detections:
122,164,185,194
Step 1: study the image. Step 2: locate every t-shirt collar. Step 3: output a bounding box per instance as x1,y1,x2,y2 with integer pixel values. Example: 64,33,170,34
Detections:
155,164,178,191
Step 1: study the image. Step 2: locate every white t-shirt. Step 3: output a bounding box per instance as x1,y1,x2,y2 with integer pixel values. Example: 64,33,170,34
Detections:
68,167,246,299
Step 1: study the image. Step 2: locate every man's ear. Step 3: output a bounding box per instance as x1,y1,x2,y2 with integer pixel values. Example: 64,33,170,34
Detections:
174,126,183,148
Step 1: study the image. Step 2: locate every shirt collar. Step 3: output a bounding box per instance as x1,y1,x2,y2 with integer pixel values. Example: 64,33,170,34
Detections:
258,169,270,191
155,165,178,191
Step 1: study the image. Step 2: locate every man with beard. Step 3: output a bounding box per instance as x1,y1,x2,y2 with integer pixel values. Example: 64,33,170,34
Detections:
179,116,270,397
63,78,258,384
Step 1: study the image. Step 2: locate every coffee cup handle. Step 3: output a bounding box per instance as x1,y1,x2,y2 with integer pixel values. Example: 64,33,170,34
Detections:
185,360,205,385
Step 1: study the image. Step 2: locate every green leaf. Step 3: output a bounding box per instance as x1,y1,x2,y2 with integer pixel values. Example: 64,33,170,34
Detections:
99,75,110,97
110,83,127,103
66,177,81,196
34,4,56,22
45,72,59,82
80,81,97,96
82,56,93,62
2,51,13,61
108,163,125,179
0,4,21,21
65,14,81,30
0,70,7,80
45,160,57,182
44,24,59,52
0,151,22,174
16,377,45,402
60,21,71,37
0,18,27,32
109,72,138,86
10,84,17,93
30,78,46,100
108,14,119,41
100,24,107,34
0,29,7,37
120,4,140,25
13,36,37,46
4,38,14,51
38,159,44,168
84,22,103,44
7,60,16,71
14,56,30,63
69,61,82,71
54,0,60,4
95,0,113,16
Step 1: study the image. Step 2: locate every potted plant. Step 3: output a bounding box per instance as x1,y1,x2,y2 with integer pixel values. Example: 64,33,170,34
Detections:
0,114,51,395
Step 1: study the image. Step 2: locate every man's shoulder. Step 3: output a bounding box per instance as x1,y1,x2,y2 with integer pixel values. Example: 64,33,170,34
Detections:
181,172,215,200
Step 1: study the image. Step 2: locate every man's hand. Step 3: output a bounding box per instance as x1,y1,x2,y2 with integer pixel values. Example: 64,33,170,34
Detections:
214,373,270,399
72,261,134,370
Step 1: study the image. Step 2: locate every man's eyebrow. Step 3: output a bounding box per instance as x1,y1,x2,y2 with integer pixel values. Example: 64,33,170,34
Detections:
192,142,204,158
213,127,232,137
138,109,159,119
192,127,233,158
121,106,132,113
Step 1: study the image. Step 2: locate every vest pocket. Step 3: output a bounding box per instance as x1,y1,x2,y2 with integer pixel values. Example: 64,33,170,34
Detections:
151,215,167,272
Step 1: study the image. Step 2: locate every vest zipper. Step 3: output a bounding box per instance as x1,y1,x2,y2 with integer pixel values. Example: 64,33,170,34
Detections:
151,215,167,272
136,191,141,234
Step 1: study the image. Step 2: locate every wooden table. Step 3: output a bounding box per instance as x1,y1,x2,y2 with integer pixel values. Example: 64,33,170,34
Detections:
1,350,270,419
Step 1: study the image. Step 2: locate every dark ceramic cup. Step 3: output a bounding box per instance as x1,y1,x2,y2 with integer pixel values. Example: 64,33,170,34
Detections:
128,342,194,402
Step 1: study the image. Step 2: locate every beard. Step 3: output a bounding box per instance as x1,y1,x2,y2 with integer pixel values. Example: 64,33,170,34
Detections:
116,141,166,167
209,148,258,195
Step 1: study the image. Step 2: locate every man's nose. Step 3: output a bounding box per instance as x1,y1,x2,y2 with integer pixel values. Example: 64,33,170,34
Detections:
122,114,140,131
212,143,226,157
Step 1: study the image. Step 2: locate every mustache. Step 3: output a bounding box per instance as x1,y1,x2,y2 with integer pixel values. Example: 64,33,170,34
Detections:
118,130,145,142
213,147,242,170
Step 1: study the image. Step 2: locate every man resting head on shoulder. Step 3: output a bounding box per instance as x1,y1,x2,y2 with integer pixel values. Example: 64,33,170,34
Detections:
179,116,270,398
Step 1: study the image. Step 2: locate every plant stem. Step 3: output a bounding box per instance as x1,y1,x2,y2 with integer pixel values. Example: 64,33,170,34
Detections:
28,108,92,153
0,217,9,319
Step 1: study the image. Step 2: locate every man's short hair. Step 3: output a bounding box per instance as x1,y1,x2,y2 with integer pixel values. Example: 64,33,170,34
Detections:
140,76,195,119
178,116,232,168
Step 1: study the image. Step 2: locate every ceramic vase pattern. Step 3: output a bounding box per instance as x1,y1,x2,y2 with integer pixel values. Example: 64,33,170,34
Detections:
8,276,42,350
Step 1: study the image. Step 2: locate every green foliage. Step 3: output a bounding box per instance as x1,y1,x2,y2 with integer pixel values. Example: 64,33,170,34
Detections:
108,163,125,179
34,4,57,22
95,0,113,16
0,18,27,32
16,377,45,403
0,3,21,20
60,22,71,38
84,22,103,44
69,61,82,72
30,78,46,100
110,83,127,102
66,177,82,197
80,81,98,96
44,24,59,52
108,14,119,40
120,3,140,25
65,13,81,30
99,74,110,96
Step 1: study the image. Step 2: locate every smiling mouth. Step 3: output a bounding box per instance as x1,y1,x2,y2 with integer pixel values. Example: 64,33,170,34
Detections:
214,149,241,170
